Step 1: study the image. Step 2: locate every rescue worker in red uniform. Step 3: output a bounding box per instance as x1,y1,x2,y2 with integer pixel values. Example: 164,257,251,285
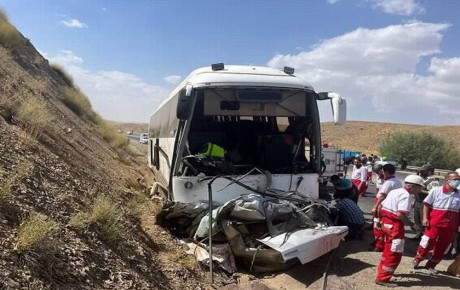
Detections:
351,158,368,198
371,164,403,252
375,175,424,287
413,171,460,274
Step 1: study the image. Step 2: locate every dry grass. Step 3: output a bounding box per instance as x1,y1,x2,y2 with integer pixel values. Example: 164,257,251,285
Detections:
70,195,122,242
61,87,95,119
0,48,52,140
17,96,53,139
95,116,130,149
0,47,23,113
0,161,33,204
171,248,199,270
125,193,147,219
124,189,161,219
14,212,59,252
0,169,14,204
50,63,74,86
0,9,26,49
59,87,130,150
14,160,34,181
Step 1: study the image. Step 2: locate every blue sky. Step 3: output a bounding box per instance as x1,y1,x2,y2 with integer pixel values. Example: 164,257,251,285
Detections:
1,0,459,125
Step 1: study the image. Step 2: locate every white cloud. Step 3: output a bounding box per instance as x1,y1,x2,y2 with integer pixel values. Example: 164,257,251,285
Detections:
102,7,107,12
267,22,460,125
327,0,341,4
47,50,170,122
60,19,88,29
45,50,83,65
367,0,424,16
164,75,182,85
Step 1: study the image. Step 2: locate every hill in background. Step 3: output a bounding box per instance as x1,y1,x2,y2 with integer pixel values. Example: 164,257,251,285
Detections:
321,121,460,155
110,121,148,135
112,120,460,157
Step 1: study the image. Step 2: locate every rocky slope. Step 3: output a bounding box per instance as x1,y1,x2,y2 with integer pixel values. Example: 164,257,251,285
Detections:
0,11,211,290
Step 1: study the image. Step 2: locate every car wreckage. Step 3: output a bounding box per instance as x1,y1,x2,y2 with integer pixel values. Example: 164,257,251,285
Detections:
148,64,348,273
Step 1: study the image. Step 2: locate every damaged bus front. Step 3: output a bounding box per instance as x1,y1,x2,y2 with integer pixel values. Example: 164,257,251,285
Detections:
148,64,348,272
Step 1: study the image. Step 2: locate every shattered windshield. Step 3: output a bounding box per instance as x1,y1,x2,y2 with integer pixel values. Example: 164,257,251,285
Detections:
202,89,308,117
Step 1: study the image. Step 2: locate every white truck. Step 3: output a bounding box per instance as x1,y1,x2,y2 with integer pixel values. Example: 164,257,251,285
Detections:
147,64,348,272
322,147,345,178
306,146,344,179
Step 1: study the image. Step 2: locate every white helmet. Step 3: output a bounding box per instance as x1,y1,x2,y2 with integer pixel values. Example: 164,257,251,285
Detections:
404,175,425,186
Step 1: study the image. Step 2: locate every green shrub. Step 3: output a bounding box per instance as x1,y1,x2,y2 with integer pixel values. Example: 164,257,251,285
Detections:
15,213,59,252
380,131,460,169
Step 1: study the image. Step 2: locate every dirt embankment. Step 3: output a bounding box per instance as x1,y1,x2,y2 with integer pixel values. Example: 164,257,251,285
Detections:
0,12,213,289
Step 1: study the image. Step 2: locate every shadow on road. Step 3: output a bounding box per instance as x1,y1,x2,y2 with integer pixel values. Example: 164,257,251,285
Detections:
395,271,460,288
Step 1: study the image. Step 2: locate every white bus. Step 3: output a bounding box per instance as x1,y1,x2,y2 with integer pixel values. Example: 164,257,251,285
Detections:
148,64,348,269
148,64,346,204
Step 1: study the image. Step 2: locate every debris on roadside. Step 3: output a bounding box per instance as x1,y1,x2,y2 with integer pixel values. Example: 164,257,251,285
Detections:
157,192,348,274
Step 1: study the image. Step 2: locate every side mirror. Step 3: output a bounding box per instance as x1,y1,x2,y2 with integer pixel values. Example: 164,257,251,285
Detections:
317,92,346,125
176,84,194,120
329,93,346,125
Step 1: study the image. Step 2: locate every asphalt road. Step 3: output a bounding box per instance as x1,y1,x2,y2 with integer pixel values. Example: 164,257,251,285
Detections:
127,134,140,141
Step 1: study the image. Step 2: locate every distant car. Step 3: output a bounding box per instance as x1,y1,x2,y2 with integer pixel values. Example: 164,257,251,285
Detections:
139,133,148,144
374,157,398,167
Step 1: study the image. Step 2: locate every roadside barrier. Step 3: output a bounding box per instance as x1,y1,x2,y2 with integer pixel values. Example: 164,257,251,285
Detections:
404,165,450,178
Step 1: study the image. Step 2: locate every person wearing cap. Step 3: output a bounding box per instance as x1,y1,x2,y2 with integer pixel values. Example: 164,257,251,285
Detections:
330,175,359,203
413,171,460,274
351,157,368,198
374,164,385,193
371,164,403,252
375,175,424,287
412,164,440,240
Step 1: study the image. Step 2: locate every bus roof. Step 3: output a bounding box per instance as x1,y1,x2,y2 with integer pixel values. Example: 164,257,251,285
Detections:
182,65,314,90
149,65,315,137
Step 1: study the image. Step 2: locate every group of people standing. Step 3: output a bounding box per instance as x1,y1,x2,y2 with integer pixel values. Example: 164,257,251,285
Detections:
331,156,460,287
374,169,460,287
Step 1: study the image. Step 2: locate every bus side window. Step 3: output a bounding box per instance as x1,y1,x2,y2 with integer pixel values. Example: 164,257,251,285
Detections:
153,139,160,169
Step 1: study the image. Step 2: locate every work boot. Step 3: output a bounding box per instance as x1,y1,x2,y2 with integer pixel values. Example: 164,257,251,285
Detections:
375,280,398,287
412,259,420,269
